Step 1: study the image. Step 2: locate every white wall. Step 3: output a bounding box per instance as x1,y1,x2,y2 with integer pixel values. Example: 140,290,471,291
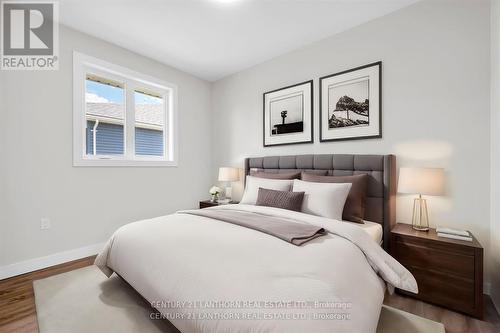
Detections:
490,0,500,311
212,0,491,284
0,25,212,267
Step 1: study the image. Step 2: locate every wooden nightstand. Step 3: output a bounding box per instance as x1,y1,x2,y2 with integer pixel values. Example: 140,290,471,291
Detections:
390,223,483,319
199,200,238,209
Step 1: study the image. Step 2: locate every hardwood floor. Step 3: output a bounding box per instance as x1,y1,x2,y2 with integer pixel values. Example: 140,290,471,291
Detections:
0,257,498,333
383,292,500,333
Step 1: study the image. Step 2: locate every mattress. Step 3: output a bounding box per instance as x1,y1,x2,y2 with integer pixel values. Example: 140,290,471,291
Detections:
343,220,383,245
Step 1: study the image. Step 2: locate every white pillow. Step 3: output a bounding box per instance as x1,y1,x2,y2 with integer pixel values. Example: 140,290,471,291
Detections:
240,176,294,205
292,179,352,220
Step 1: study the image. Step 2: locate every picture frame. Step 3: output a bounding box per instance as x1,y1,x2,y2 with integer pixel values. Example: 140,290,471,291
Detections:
263,80,313,147
319,62,382,142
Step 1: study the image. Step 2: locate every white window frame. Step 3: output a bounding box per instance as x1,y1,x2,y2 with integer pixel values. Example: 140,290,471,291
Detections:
73,51,178,167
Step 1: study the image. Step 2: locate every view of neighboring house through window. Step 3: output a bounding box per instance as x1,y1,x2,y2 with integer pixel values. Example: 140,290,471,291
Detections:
74,52,177,166
85,75,125,156
84,77,166,158
135,90,165,156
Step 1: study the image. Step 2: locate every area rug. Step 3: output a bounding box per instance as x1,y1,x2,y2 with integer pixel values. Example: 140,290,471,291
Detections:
34,265,445,333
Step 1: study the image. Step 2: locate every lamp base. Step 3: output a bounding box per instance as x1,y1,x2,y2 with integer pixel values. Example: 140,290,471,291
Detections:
412,225,430,232
412,195,430,231
224,185,232,201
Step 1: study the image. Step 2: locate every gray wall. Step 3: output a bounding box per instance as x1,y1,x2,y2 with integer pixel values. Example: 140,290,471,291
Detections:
0,71,5,266
0,25,212,266
490,0,500,311
211,0,492,286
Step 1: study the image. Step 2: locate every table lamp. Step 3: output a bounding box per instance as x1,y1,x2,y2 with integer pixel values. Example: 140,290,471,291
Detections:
398,167,445,231
218,167,240,201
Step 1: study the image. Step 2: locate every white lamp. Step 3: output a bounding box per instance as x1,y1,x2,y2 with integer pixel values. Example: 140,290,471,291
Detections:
218,167,240,202
398,167,445,231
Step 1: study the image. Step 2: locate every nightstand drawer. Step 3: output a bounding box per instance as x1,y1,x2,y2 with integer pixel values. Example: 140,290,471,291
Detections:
403,266,475,313
393,236,474,279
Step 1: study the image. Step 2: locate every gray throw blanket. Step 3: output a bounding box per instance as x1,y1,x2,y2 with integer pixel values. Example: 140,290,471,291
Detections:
179,208,326,245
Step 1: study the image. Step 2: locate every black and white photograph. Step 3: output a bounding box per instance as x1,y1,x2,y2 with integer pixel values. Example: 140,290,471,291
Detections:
270,93,304,135
328,77,369,128
320,62,381,142
263,80,313,146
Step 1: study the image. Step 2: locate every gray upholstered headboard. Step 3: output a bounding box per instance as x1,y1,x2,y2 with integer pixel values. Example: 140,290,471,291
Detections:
244,154,396,250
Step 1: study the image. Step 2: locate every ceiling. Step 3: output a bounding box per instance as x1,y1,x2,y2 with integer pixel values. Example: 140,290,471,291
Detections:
59,0,419,81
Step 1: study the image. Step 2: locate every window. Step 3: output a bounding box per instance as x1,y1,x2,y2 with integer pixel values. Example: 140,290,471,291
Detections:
134,90,165,156
85,75,125,156
73,52,177,166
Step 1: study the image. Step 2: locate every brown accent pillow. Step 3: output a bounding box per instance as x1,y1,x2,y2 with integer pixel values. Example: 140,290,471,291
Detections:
256,188,305,212
300,170,329,177
252,171,301,180
301,172,368,223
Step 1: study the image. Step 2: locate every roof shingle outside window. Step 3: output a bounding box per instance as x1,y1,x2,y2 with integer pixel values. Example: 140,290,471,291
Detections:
86,103,164,127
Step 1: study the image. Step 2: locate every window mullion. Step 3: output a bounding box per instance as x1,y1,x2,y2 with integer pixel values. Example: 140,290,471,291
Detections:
125,83,135,159
164,93,170,159
167,90,175,162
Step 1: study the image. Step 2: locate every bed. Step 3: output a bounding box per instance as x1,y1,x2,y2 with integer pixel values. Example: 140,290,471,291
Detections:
95,154,416,333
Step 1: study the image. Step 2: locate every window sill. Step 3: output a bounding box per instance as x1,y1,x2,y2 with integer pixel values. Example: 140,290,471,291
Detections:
73,158,178,167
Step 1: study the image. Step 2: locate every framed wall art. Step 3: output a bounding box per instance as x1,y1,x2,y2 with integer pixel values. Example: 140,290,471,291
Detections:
263,80,313,147
320,62,381,142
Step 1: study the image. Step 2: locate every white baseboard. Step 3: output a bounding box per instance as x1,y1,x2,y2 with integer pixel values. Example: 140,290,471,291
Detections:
0,242,105,280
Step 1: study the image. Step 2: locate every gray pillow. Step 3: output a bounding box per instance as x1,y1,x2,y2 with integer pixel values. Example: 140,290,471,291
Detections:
255,188,305,212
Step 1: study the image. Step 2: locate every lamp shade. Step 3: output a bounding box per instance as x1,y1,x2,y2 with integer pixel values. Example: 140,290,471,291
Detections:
398,167,445,196
218,167,239,182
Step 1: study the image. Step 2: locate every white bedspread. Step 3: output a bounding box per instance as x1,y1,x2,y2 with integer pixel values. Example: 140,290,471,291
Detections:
96,204,417,333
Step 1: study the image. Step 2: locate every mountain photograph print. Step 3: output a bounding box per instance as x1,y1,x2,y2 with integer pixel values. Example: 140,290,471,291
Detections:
263,80,313,147
328,78,369,128
320,62,381,142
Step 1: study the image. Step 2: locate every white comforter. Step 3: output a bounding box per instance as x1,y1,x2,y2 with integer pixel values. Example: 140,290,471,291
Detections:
96,204,417,333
